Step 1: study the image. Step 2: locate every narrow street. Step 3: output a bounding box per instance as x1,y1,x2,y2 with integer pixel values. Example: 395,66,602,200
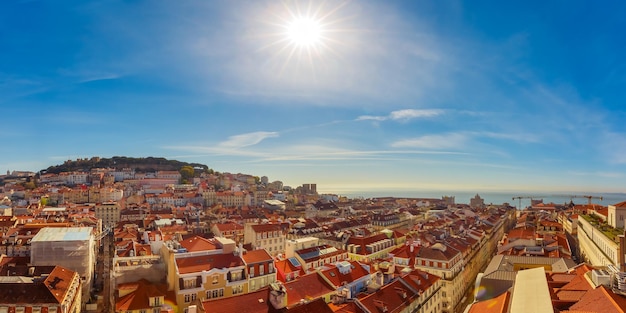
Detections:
98,231,113,313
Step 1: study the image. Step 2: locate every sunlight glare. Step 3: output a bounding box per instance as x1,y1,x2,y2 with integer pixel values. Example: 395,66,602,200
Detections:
286,17,322,48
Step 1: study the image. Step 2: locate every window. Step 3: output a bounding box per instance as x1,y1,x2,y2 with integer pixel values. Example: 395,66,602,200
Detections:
183,278,196,289
231,270,242,281
233,284,244,295
207,288,224,299
249,266,255,278
212,275,219,284
184,294,191,303
259,265,264,276
269,263,274,273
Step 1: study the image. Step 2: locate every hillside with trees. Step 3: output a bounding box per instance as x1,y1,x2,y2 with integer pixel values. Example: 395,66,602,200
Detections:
42,156,213,174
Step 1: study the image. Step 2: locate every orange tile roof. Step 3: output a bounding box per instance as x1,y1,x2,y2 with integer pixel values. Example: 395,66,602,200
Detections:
179,235,219,252
283,273,336,307
319,261,369,287
612,201,626,208
201,288,270,313
116,279,174,311
214,223,244,231
467,291,510,313
567,285,626,313
357,279,417,313
45,265,78,304
242,249,273,264
176,254,244,274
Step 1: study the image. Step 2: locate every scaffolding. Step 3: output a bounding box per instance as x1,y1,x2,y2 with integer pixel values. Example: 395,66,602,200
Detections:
30,227,95,301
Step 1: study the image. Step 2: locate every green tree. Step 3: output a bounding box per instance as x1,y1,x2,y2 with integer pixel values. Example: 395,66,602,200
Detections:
179,166,195,184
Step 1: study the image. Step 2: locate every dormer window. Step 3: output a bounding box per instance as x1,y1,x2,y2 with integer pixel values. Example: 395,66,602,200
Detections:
150,296,163,307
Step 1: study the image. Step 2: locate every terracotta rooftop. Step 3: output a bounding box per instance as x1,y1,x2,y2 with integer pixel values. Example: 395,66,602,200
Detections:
200,288,333,313
467,291,510,313
358,279,416,313
242,249,273,264
176,253,244,274
612,201,626,208
0,265,77,304
116,279,175,311
251,223,286,233
567,285,626,313
283,273,336,307
319,261,369,287
179,235,219,252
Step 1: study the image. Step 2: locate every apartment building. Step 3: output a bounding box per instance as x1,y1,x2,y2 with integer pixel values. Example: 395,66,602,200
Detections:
211,222,244,242
293,244,349,272
578,213,626,270
319,260,371,301
115,279,176,313
94,201,121,227
244,223,288,257
0,265,82,313
345,231,400,262
162,236,247,312
242,249,277,292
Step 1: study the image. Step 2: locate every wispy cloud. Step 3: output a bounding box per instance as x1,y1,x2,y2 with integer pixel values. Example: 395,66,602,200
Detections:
218,131,279,148
471,131,541,144
391,133,468,149
568,171,624,178
357,109,444,122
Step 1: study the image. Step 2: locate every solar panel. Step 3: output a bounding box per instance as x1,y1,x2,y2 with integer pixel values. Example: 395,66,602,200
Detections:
288,257,301,267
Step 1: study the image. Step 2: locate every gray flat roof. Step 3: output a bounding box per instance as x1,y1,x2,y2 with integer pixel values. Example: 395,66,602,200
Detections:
31,227,92,242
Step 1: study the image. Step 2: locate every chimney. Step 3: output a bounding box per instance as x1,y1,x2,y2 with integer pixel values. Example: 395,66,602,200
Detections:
48,276,62,290
268,282,287,310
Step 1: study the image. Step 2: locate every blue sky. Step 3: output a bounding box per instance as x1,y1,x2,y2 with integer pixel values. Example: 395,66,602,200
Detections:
2,0,626,194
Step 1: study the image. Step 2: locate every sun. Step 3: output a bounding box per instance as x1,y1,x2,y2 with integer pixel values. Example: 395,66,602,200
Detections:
255,1,352,73
285,17,323,48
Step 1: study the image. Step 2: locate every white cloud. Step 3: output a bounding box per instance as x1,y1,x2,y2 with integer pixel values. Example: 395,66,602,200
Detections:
219,131,279,148
473,131,541,143
391,133,468,149
357,109,444,122
357,115,387,121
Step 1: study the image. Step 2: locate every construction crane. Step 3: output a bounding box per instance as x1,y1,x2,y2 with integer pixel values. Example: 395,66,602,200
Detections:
567,195,603,205
512,196,541,210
